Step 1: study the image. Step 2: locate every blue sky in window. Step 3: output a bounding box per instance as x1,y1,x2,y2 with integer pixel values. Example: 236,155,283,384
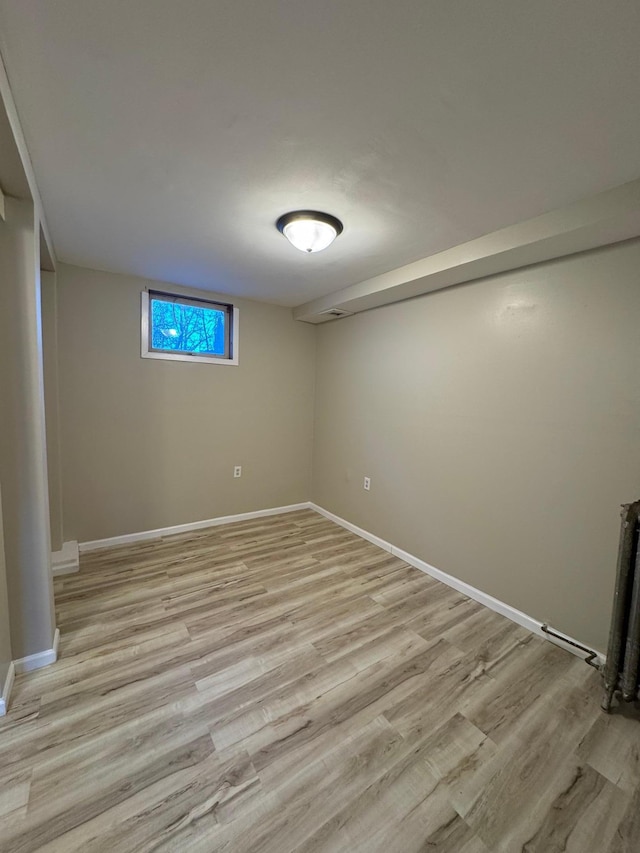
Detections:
151,299,225,355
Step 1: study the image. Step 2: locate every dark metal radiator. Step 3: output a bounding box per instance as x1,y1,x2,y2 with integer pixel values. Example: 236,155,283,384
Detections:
602,500,640,712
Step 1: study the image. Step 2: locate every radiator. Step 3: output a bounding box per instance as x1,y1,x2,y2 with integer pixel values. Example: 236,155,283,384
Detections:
602,500,640,712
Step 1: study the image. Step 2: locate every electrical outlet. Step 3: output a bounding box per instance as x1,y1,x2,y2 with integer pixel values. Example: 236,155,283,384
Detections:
234,465,242,478
363,476,371,491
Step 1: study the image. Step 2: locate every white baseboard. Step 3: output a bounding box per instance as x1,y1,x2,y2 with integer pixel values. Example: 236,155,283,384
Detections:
70,497,604,666
79,503,313,553
0,661,15,716
310,503,606,666
312,504,396,553
13,627,60,675
52,540,80,576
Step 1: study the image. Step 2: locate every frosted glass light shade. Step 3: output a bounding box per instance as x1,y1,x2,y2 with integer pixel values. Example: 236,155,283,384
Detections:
276,211,343,253
283,219,336,253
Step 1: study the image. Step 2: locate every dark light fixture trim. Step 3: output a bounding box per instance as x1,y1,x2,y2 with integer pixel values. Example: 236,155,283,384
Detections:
276,210,344,237
276,210,344,253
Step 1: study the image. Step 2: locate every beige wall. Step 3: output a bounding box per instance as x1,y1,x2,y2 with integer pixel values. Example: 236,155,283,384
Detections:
56,264,316,543
312,239,640,653
41,271,64,552
0,482,11,688
53,241,640,653
0,198,56,660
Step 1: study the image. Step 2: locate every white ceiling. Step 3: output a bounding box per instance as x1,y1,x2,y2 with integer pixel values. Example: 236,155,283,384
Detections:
0,0,639,307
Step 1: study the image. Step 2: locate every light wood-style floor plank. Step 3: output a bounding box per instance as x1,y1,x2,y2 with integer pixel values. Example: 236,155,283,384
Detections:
1,509,639,852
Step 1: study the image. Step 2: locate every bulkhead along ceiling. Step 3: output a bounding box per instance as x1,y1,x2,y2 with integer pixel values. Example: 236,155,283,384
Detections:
0,0,639,306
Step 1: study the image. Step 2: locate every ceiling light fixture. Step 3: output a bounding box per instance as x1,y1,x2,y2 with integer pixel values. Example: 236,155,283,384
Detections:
276,210,343,253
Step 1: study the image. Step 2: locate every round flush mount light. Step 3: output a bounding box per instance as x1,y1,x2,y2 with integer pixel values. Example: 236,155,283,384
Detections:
276,210,343,253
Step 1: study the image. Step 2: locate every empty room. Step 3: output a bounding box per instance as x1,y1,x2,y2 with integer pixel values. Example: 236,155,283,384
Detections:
1,1,640,851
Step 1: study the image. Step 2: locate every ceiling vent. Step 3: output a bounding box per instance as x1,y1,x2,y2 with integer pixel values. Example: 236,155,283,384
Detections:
318,308,353,319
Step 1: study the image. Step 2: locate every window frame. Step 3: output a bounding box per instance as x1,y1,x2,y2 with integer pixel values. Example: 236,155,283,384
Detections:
141,289,239,366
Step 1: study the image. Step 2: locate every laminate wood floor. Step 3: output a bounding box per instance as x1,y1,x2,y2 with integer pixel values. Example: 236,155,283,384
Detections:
1,510,639,852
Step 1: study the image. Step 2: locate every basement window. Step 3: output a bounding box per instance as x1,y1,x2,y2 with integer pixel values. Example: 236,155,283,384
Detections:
141,290,239,365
